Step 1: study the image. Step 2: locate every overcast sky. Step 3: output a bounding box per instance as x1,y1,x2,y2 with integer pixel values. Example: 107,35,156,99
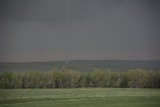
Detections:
0,0,160,62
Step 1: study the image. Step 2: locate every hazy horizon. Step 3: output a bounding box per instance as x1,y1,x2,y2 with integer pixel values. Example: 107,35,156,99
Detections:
1,58,160,63
0,0,160,62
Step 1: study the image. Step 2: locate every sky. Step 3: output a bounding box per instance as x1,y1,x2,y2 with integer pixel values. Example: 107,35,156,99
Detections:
0,0,160,62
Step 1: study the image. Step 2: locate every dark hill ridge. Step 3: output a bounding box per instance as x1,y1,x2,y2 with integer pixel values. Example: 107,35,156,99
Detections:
0,60,160,72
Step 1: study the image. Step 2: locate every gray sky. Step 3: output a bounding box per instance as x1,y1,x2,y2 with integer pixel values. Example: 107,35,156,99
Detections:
0,0,160,62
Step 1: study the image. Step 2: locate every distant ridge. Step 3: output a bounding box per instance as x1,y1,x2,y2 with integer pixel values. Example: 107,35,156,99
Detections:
0,60,160,72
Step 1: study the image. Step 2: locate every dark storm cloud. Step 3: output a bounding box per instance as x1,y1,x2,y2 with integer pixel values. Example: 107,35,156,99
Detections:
0,0,67,24
0,0,160,61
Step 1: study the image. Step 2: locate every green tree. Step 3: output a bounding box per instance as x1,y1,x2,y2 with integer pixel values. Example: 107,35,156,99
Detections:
127,69,148,88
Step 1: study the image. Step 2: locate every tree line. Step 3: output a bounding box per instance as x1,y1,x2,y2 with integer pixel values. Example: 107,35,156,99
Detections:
0,69,160,89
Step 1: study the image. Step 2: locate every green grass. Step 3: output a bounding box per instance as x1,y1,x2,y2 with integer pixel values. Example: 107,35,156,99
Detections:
0,88,160,107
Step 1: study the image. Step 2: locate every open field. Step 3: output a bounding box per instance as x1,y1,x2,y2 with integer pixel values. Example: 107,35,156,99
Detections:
0,88,160,107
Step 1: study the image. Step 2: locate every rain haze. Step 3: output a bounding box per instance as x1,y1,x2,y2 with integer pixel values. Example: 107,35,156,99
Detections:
0,0,160,62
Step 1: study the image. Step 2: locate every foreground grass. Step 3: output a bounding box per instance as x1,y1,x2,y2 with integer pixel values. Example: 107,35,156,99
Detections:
0,88,160,107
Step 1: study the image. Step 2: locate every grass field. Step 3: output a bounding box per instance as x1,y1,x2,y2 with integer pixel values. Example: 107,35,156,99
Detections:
0,88,160,107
